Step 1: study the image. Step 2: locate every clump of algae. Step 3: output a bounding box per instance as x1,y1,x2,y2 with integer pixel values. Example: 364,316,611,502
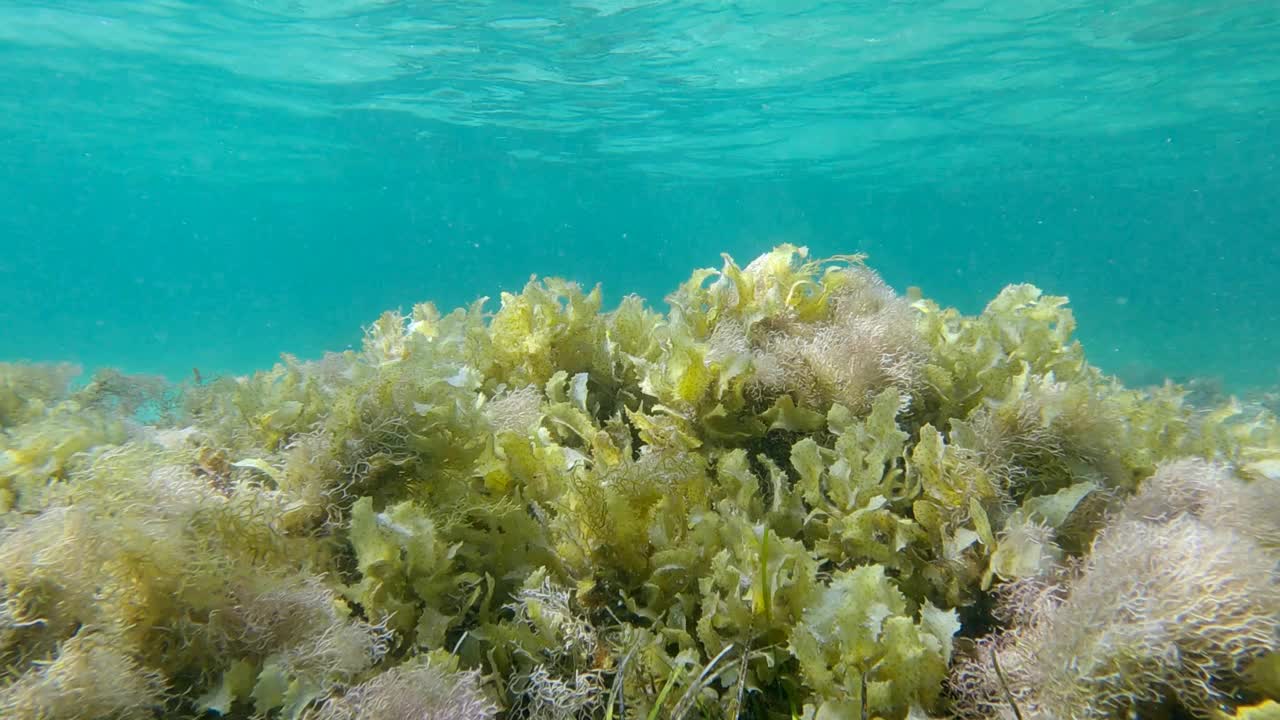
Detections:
0,245,1276,720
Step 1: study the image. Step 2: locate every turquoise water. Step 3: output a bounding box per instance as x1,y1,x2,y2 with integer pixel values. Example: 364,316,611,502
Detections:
1,1,1277,390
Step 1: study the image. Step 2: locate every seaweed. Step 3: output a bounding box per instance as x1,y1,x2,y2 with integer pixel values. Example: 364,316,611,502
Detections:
0,246,1275,719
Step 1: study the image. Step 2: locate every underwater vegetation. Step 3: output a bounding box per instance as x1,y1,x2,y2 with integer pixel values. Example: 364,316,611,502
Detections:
0,245,1277,720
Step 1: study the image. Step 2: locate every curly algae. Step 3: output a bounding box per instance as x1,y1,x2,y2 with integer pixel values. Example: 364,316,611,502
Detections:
0,246,1276,720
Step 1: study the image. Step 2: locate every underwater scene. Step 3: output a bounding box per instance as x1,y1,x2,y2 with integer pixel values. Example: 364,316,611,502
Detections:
1,1,1279,719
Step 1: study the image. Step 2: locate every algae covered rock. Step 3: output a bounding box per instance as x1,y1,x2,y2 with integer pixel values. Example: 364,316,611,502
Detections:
0,246,1276,720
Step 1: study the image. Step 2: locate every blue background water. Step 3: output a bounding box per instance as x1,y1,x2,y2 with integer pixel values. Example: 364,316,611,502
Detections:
1,1,1277,390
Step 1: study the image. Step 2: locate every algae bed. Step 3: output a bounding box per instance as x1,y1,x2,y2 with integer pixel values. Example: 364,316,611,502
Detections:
1,246,1277,720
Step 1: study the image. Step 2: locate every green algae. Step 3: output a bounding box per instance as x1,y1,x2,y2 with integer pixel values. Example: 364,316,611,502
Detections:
0,245,1276,720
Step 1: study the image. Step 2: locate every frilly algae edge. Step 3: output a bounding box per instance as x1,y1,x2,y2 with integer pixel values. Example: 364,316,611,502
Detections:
0,245,1277,720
